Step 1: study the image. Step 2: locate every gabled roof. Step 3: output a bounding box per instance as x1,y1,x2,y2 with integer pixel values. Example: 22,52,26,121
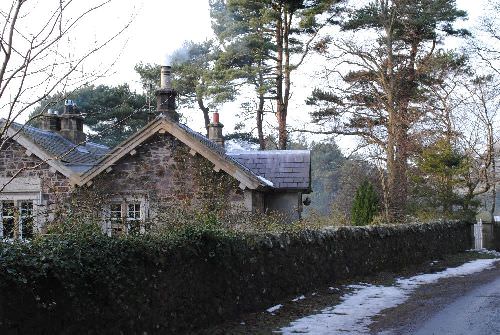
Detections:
1,119,109,183
11,123,109,173
229,150,311,191
2,115,311,192
78,115,271,190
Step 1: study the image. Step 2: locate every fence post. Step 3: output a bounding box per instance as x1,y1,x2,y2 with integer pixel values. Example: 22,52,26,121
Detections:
474,219,483,250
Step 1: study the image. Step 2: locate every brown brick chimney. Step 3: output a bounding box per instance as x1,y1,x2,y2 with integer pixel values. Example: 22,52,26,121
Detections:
156,65,178,121
207,112,224,147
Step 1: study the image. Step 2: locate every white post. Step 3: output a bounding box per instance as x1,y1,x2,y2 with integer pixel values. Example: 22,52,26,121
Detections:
474,219,483,250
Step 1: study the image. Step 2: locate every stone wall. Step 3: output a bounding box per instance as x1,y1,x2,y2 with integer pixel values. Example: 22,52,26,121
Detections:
0,221,472,334
0,140,72,226
74,133,245,222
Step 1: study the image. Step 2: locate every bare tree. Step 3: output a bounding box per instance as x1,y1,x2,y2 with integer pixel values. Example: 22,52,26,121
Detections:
0,0,132,149
458,75,500,216
471,0,500,75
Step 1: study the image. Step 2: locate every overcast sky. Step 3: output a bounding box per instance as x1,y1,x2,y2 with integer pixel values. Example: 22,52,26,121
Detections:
2,0,488,145
104,0,485,137
106,0,483,80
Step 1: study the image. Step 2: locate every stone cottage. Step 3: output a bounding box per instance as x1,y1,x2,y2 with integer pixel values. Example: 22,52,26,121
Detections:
0,66,311,238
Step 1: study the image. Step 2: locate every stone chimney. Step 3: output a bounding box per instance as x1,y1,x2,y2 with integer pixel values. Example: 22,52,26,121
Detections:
41,109,61,132
156,65,178,121
207,112,224,147
59,100,86,143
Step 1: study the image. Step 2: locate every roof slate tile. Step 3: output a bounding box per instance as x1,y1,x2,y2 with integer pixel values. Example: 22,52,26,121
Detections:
228,150,311,191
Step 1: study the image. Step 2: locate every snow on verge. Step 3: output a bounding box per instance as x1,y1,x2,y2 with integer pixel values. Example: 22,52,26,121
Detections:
278,258,500,334
292,295,306,302
267,304,283,314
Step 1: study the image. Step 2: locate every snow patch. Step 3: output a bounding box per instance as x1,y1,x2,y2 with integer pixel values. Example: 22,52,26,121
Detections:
279,258,500,334
474,249,500,257
267,304,283,314
292,295,306,302
258,176,274,187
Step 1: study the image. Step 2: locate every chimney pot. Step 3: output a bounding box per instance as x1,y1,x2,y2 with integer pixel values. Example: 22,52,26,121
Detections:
41,109,61,132
156,65,178,121
213,112,220,124
208,112,224,148
160,65,172,90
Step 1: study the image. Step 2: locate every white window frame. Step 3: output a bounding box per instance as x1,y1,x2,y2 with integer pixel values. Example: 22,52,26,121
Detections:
0,198,38,240
104,198,147,236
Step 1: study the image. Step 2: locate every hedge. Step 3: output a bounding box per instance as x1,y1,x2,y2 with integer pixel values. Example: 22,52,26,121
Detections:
0,221,471,334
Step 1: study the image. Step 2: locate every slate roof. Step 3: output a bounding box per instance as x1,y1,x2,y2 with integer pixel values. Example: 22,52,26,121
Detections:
176,123,272,183
229,150,311,191
5,117,311,191
10,122,110,174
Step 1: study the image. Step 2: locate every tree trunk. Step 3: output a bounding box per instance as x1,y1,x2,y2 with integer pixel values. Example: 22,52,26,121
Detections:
256,58,266,150
197,95,210,136
275,3,286,149
383,15,408,222
386,39,419,222
257,93,265,150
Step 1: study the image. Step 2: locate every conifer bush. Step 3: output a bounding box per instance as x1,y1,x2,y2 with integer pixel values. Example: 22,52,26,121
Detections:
351,180,379,226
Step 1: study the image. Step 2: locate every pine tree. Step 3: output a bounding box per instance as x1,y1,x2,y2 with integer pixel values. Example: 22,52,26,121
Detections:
30,84,148,147
210,0,343,149
308,0,468,221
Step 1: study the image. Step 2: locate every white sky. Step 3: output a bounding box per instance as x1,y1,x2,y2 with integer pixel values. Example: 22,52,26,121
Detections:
99,0,487,140
1,0,488,144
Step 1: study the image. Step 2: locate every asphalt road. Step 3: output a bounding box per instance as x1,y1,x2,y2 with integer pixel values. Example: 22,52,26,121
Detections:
413,276,500,335
373,262,500,335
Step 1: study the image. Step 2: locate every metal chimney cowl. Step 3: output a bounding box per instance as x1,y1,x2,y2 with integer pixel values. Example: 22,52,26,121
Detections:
59,100,86,144
156,65,178,121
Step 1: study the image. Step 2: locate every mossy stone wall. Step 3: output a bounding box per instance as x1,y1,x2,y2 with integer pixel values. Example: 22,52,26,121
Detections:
0,221,471,334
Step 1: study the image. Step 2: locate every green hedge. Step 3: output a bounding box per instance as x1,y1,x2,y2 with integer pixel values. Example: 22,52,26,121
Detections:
0,221,471,334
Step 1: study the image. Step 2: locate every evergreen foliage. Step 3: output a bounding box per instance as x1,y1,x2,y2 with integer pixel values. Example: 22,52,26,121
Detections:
411,140,474,220
308,0,469,221
30,84,148,147
135,40,238,131
210,0,343,149
351,180,379,226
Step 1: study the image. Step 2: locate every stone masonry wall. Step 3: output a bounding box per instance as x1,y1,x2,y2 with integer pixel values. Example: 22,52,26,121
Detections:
0,221,472,334
0,140,72,226
76,133,245,223
1,134,245,230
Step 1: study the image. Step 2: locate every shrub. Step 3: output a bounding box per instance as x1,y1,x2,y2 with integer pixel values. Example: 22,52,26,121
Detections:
0,219,471,334
351,180,379,226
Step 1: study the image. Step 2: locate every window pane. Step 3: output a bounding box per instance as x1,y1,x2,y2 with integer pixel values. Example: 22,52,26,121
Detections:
110,204,122,220
2,201,14,217
127,203,141,220
109,203,124,236
127,203,141,235
20,201,34,239
2,201,15,239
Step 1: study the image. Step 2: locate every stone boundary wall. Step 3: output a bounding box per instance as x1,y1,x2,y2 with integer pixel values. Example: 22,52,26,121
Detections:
492,222,500,250
0,221,471,334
